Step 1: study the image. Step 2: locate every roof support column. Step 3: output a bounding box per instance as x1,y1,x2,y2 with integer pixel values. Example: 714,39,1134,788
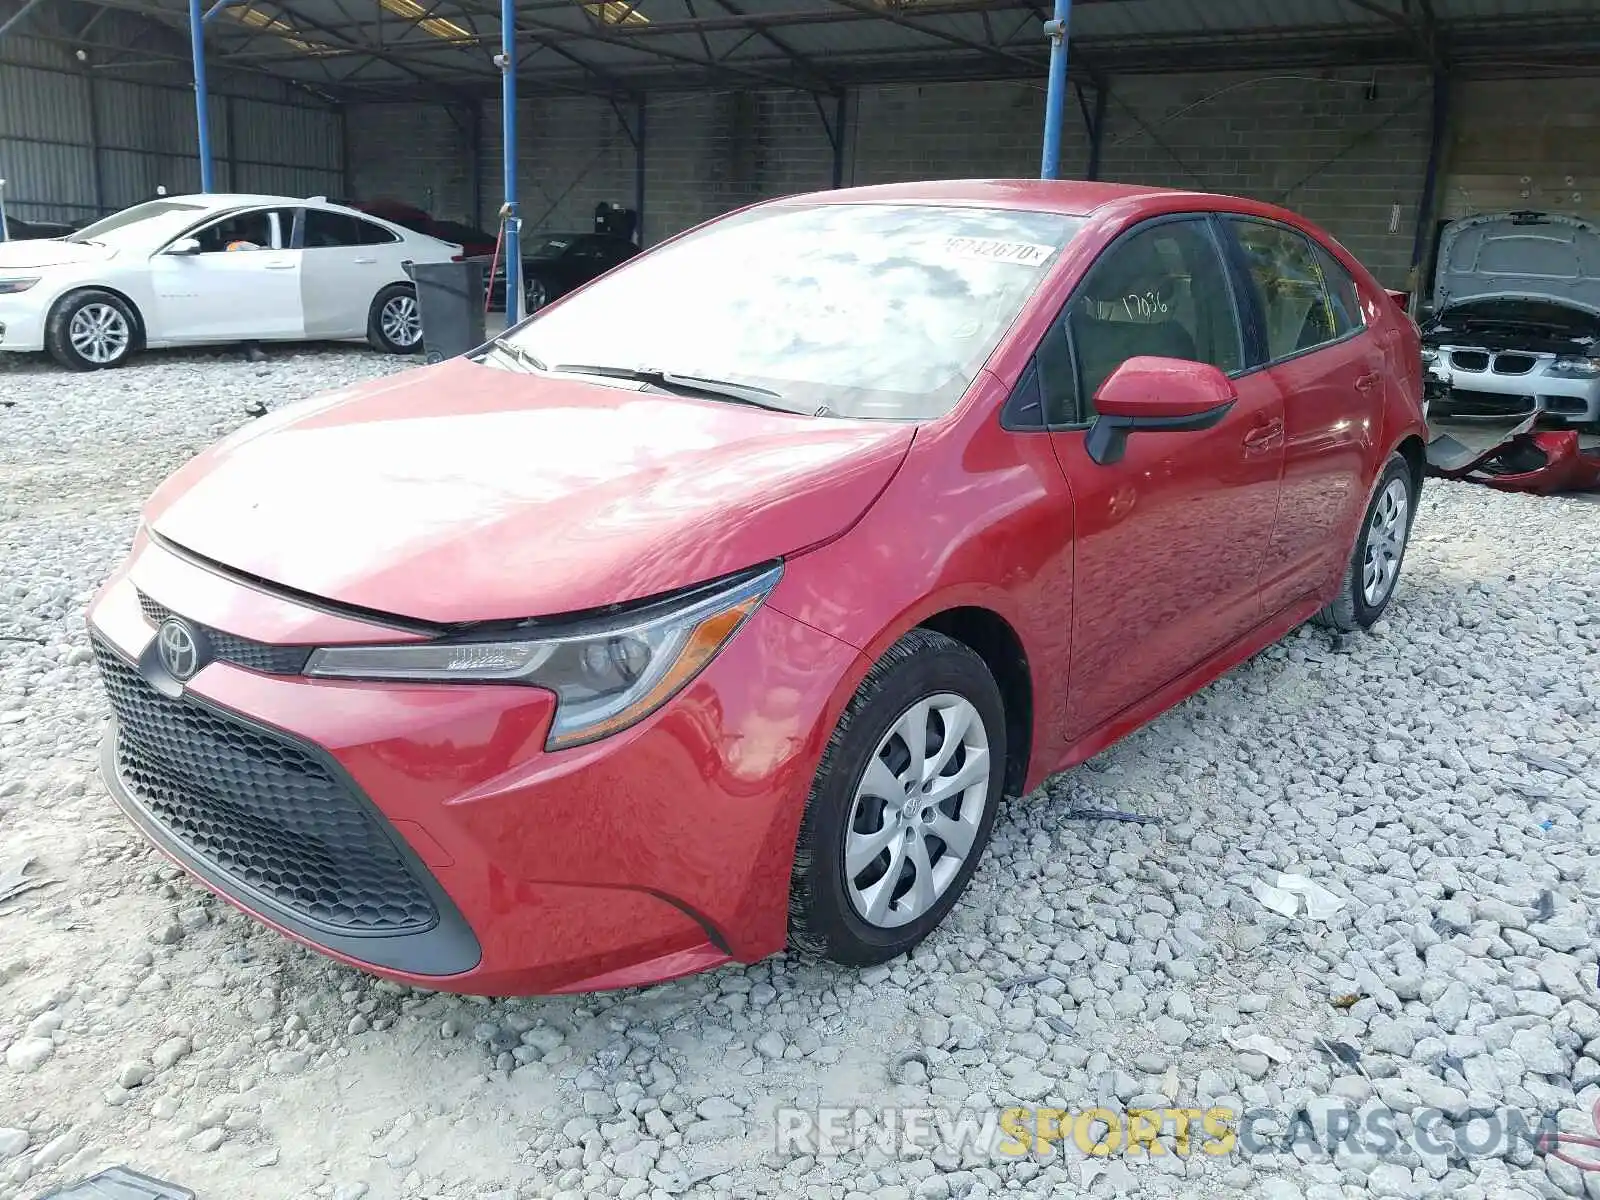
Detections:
1039,0,1072,180
498,0,523,325
189,0,245,194
189,0,215,192
1408,67,1450,310
634,96,647,246
1078,79,1107,181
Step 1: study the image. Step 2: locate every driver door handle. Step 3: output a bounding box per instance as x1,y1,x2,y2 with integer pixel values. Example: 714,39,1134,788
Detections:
1242,417,1284,455
353,256,377,264
263,259,296,270
1356,371,1382,393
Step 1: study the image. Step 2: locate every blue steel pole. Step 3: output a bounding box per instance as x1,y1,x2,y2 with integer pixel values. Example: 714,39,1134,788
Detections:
1039,0,1073,181
188,0,215,192
501,0,522,325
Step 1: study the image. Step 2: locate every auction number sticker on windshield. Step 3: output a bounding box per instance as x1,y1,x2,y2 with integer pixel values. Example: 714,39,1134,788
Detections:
942,237,1056,267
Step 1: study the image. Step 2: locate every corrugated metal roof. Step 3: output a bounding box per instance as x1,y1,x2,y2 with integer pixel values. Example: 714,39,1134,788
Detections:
12,0,1600,99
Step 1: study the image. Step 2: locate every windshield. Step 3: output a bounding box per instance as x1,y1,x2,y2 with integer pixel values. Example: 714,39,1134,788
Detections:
70,199,208,246
503,203,1083,419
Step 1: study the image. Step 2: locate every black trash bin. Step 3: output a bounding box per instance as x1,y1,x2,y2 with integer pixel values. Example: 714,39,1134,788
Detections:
404,259,486,364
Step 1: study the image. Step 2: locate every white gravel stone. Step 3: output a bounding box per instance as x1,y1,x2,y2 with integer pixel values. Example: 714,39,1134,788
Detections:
5,1038,53,1072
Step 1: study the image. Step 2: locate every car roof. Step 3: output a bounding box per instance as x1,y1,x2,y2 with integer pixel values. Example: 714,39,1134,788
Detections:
777,178,1307,223
163,193,377,217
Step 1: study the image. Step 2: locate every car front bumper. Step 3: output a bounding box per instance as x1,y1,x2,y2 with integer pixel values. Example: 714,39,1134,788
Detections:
1428,345,1600,423
88,534,859,994
0,294,47,352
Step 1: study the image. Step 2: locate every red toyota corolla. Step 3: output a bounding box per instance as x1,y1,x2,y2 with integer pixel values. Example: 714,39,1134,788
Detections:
89,181,1426,995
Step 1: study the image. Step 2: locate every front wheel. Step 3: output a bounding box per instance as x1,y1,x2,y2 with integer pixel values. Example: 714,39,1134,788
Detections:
788,629,1006,967
46,289,138,370
1315,453,1416,632
367,284,423,355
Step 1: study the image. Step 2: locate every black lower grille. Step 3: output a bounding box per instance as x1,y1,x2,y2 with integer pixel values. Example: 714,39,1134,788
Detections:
93,634,437,935
135,590,310,676
1443,389,1536,417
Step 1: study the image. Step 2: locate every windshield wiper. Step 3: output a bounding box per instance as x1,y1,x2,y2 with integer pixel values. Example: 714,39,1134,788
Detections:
487,337,546,373
552,363,792,412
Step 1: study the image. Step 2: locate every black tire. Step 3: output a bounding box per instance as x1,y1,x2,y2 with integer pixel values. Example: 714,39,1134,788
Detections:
525,277,548,314
788,629,1007,967
366,284,423,355
1314,453,1416,632
46,288,138,371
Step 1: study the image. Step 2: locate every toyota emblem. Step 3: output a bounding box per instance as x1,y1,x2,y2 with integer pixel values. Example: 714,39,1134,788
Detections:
157,618,202,681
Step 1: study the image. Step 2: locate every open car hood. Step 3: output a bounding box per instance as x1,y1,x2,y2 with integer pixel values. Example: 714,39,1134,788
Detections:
143,358,916,625
1433,211,1600,316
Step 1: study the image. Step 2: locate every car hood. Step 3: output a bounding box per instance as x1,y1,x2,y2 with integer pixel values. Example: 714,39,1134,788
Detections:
144,359,916,625
1433,211,1600,316
0,238,113,270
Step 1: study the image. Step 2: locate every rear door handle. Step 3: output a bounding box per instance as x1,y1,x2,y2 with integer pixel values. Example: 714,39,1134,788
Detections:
1242,418,1284,454
263,260,296,270
1356,371,1382,393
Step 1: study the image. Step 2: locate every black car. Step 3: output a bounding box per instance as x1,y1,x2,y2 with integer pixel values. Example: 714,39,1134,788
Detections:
1,215,76,241
486,232,639,313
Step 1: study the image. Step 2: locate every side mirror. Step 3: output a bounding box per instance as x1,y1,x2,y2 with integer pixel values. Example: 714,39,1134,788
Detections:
1086,356,1237,466
166,237,201,256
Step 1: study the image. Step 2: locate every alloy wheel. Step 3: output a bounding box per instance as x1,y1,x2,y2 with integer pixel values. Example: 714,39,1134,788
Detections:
1362,477,1410,606
843,693,992,929
380,294,422,347
69,303,130,364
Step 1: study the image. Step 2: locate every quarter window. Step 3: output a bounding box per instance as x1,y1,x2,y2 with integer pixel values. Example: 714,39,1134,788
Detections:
1055,218,1243,419
1228,219,1341,360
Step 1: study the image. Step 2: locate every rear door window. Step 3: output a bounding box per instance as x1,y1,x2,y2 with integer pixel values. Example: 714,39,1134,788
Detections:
1315,245,1365,337
1227,219,1340,360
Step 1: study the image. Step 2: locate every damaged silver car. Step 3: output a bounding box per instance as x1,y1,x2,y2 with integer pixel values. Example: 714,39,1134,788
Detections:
1422,211,1600,425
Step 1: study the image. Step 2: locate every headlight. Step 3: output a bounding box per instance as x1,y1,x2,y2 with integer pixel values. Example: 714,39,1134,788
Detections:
305,563,781,750
1546,356,1600,379
0,277,40,295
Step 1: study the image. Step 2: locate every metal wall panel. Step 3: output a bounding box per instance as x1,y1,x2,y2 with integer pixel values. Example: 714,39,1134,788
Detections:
232,98,341,172
0,26,339,224
0,65,90,142
0,137,95,217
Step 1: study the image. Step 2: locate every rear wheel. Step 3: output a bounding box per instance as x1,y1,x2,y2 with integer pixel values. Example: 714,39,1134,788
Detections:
525,277,548,315
46,289,138,371
1315,453,1415,632
367,284,422,354
788,629,1006,966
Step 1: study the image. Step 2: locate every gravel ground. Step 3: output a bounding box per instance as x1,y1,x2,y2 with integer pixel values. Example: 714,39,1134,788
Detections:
2,345,1599,1200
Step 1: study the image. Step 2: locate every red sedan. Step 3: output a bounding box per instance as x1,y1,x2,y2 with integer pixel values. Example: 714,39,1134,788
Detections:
88,181,1426,995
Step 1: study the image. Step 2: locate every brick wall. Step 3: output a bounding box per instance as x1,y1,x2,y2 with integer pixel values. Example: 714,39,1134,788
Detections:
346,65,1439,286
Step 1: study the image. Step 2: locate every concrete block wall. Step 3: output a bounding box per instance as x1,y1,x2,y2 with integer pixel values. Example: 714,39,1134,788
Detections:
482,96,636,234
346,102,477,222
1092,67,1433,285
345,65,1439,285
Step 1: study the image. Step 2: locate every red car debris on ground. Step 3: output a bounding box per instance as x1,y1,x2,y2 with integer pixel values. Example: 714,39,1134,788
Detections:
88,180,1427,995
1427,414,1600,494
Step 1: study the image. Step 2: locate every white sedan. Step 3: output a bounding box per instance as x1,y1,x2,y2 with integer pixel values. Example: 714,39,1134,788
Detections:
0,193,461,370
